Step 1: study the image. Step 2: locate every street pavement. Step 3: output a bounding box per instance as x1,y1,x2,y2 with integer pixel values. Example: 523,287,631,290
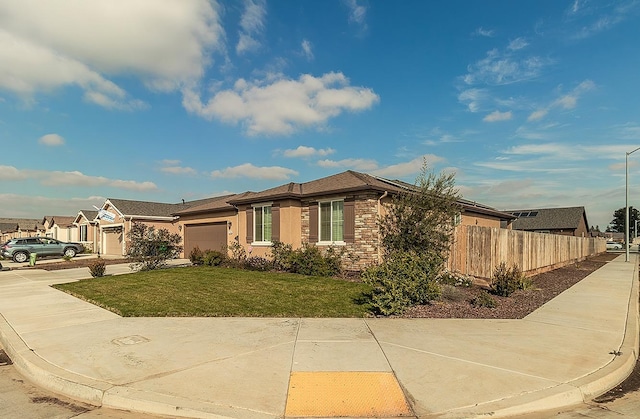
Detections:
0,255,638,418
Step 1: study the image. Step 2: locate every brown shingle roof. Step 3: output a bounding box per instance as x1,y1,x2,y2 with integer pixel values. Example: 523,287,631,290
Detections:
105,196,234,218
0,218,44,231
172,194,243,215
228,170,408,204
505,206,587,231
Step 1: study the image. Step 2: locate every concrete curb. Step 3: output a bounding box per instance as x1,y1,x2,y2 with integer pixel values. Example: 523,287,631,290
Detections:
0,313,111,406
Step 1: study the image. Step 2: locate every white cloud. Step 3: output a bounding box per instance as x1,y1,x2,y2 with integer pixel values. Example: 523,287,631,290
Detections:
483,110,512,122
0,165,157,191
458,88,488,112
527,109,548,121
371,155,444,178
463,48,550,86
161,166,197,175
301,39,314,61
317,158,379,171
210,163,298,180
0,193,105,218
236,0,267,55
283,145,335,158
159,159,197,175
527,80,595,122
344,0,367,28
38,133,65,146
507,37,529,51
182,72,379,136
474,27,495,37
0,0,223,106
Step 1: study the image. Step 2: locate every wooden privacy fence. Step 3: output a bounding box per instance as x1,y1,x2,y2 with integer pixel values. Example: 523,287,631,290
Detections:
447,225,607,279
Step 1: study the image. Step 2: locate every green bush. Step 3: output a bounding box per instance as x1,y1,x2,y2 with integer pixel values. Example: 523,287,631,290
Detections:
270,240,294,271
470,292,496,308
490,262,526,297
203,250,226,267
440,284,466,302
270,241,343,277
88,259,106,278
245,256,271,271
189,246,204,265
361,252,442,316
126,222,183,271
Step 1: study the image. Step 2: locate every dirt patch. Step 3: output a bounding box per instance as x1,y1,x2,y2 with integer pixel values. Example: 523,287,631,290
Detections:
403,252,619,319
30,396,90,413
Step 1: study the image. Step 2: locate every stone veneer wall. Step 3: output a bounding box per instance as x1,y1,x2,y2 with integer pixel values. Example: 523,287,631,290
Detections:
301,192,381,271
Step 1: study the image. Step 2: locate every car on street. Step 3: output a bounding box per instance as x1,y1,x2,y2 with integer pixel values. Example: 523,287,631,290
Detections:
1,237,84,263
606,241,623,250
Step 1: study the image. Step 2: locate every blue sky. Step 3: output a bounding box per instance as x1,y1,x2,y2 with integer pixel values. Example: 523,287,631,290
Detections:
1,0,639,230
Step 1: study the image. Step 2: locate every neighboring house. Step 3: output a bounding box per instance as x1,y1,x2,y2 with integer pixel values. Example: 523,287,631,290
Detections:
96,197,221,256
504,206,590,237
73,210,99,252
0,218,44,241
175,170,515,270
42,216,77,241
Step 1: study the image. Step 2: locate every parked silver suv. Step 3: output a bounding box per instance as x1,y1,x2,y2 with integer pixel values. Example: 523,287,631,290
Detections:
1,237,85,263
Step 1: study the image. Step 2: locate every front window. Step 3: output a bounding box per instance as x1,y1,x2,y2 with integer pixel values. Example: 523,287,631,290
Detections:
254,205,272,243
320,200,344,242
79,225,88,241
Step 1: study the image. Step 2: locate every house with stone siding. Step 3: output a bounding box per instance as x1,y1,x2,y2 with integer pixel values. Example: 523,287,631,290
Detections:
175,170,515,271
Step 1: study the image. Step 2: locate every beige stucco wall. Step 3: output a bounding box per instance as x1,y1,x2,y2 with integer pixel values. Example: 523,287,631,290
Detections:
460,212,502,228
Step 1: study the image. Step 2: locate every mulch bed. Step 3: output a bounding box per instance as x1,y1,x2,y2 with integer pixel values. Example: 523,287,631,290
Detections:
402,252,619,319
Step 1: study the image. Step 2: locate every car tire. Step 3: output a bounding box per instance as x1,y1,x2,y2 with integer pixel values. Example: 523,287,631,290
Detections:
64,248,77,258
13,251,28,263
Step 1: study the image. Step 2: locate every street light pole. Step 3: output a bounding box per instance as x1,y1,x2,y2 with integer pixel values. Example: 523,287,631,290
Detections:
625,147,640,262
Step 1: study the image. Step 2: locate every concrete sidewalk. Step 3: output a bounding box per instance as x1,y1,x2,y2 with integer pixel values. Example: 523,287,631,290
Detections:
0,255,637,418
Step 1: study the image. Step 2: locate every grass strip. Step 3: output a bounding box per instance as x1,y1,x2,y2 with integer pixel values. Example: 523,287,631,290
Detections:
53,266,372,317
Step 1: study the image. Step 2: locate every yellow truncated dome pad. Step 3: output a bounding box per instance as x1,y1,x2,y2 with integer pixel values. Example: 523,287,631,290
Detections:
285,371,412,417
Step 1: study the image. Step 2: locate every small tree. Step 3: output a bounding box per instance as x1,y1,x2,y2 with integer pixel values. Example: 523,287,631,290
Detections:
378,162,460,262
362,161,461,315
127,222,183,271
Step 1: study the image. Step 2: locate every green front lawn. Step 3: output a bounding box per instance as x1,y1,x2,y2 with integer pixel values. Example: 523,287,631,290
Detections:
53,266,372,317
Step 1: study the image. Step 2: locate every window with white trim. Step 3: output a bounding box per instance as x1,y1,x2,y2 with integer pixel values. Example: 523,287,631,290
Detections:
319,200,344,242
254,205,272,243
79,225,88,242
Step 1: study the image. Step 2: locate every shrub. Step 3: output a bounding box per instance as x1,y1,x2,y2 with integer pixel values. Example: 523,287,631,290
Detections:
490,262,526,297
437,270,473,287
270,240,294,271
440,284,466,302
203,250,226,267
127,222,183,271
362,252,442,316
189,246,204,265
227,240,247,261
470,292,496,308
245,256,271,271
270,241,343,277
88,259,106,278
62,255,72,262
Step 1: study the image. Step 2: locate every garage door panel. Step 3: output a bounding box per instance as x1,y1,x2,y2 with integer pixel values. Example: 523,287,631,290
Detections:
185,223,228,255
